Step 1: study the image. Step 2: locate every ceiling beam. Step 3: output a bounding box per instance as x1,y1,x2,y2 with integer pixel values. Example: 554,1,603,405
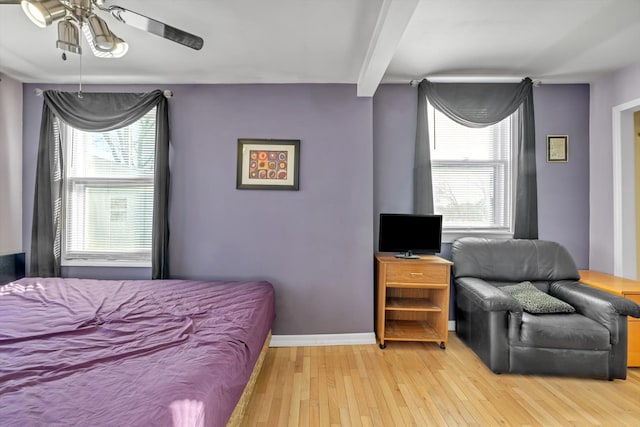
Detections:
357,0,418,97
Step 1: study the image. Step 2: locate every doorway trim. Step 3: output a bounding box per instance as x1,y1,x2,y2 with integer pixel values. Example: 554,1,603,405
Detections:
613,96,640,278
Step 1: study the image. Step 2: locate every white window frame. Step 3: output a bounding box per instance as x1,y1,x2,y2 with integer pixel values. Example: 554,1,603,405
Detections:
429,107,519,243
59,114,156,268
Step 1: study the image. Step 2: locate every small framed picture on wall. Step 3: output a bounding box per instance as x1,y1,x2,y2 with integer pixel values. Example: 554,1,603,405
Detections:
546,135,569,162
236,139,300,190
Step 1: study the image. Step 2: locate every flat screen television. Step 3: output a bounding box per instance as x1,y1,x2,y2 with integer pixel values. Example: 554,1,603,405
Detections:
378,213,443,259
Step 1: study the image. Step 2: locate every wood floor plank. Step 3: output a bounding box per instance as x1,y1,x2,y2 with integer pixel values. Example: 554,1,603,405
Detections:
326,367,341,425
241,334,640,426
317,364,331,426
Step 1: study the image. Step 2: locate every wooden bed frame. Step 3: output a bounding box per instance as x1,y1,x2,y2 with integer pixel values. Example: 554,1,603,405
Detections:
226,331,271,426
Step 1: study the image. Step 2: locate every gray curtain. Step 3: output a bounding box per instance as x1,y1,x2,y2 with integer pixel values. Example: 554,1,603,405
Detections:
414,77,537,239
414,83,434,214
30,90,170,278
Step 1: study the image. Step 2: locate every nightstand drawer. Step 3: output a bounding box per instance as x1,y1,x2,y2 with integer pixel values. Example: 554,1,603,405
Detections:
629,320,640,367
386,264,448,284
628,296,640,367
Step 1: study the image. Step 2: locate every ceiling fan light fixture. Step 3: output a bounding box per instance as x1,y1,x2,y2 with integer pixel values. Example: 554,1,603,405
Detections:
86,14,115,51
21,0,67,28
111,37,128,58
56,18,81,55
82,21,127,58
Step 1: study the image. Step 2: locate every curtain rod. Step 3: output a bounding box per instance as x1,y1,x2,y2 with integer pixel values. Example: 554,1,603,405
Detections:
33,88,174,98
409,79,541,87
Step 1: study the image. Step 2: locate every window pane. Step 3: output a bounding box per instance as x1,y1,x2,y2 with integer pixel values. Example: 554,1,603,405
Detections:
68,114,156,178
430,124,499,161
62,108,156,263
433,163,507,228
66,183,153,256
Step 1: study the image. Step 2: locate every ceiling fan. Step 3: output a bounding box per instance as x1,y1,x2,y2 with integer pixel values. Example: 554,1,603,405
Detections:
0,0,204,58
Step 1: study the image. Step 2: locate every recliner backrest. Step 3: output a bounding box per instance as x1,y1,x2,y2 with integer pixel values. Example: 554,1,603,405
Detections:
452,237,579,282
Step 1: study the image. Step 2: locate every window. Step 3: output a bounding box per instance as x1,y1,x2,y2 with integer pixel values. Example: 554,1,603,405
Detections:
428,103,517,239
60,108,157,266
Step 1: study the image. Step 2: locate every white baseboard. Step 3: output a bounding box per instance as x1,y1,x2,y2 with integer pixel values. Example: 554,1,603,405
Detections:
269,332,376,347
269,321,456,347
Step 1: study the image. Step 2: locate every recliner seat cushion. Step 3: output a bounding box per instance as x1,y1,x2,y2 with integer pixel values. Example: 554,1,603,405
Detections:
515,312,611,350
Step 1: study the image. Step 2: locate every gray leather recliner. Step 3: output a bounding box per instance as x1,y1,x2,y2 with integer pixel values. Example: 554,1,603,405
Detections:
452,237,640,380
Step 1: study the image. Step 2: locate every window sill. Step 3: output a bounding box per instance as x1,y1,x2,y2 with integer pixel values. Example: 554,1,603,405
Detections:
62,259,151,268
442,230,513,244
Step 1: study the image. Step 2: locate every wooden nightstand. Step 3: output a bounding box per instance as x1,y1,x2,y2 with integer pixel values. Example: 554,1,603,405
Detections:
375,254,452,349
579,270,640,367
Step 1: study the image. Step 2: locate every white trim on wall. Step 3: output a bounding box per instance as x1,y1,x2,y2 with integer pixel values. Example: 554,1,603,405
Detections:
269,322,456,347
612,96,640,278
269,333,376,347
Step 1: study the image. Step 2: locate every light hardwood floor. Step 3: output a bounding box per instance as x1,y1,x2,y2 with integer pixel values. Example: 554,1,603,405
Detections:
241,334,640,426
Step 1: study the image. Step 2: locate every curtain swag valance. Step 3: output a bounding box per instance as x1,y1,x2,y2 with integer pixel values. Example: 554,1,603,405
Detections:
31,90,170,278
413,77,538,239
420,78,534,128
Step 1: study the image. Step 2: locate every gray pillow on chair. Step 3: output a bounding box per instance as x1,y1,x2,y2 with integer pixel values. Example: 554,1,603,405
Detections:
501,281,575,314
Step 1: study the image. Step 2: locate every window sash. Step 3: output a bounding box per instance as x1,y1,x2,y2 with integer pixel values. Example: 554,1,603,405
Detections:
64,178,153,262
432,160,510,231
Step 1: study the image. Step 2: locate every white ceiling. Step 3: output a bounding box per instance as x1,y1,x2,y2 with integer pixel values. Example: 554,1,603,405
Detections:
1,0,640,96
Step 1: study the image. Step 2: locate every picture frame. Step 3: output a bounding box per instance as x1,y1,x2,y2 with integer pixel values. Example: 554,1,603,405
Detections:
546,135,569,162
236,139,300,190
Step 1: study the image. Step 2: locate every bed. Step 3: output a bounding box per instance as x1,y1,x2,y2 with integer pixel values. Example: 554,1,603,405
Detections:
0,254,275,427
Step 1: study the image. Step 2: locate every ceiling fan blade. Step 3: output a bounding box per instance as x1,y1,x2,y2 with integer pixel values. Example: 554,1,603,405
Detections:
110,7,204,50
0,1,21,4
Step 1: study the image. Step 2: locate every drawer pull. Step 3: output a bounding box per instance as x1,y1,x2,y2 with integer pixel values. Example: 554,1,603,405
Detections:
410,272,424,277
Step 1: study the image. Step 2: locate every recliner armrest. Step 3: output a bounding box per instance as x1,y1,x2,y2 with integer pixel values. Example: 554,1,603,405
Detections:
455,277,522,312
550,280,640,318
550,280,640,345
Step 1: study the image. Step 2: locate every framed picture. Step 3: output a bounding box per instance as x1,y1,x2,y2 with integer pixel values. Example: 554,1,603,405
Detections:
547,135,569,162
236,139,300,190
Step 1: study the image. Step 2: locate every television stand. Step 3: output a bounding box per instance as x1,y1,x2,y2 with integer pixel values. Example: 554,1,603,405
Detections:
375,254,452,349
394,251,421,259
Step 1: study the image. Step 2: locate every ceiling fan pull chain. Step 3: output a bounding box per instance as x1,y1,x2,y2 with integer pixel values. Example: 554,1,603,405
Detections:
78,50,83,98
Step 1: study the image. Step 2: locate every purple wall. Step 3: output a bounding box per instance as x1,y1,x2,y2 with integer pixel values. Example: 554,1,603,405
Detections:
22,84,374,335
589,63,640,274
534,84,590,268
373,84,416,243
373,84,591,268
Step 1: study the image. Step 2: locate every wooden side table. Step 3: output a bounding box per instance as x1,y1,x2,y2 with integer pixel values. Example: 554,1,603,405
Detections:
579,270,640,367
375,254,452,349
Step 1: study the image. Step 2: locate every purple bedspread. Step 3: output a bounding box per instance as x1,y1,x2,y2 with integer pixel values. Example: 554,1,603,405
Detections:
0,278,275,427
